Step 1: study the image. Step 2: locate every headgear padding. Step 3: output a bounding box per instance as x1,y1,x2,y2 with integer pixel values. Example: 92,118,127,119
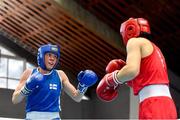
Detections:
37,44,60,70
120,18,151,45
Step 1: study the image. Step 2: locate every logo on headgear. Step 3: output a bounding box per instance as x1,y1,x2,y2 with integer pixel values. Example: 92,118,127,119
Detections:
51,47,58,52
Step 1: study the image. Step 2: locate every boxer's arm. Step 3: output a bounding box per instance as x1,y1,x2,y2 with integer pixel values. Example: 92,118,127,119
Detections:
12,68,32,104
58,70,84,102
116,38,141,83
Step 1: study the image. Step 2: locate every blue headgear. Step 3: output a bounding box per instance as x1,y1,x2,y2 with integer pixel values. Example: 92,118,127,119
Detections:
37,44,60,70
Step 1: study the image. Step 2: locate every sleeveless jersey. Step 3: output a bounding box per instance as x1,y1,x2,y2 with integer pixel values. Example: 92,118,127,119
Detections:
26,68,62,112
127,43,169,95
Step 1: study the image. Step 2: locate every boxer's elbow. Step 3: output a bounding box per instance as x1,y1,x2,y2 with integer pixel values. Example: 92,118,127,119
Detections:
71,91,83,102
12,92,24,104
12,99,19,104
12,96,19,104
74,98,82,103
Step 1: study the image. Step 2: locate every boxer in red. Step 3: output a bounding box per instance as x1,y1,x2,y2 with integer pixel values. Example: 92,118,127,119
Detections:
96,18,177,119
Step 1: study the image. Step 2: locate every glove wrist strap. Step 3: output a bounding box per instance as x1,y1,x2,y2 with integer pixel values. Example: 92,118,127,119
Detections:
20,85,32,96
106,71,123,86
113,71,123,84
77,83,88,94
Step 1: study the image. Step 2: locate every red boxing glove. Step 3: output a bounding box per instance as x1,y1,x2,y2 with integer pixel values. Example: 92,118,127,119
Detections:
106,59,126,73
96,71,122,102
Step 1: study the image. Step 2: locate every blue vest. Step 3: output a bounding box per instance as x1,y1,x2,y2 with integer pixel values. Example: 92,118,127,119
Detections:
26,69,61,112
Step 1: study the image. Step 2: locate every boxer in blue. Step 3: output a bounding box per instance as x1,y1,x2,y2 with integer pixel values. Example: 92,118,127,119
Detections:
12,44,98,120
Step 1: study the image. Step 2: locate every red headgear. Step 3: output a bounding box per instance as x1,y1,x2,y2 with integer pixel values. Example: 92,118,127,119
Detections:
120,18,151,45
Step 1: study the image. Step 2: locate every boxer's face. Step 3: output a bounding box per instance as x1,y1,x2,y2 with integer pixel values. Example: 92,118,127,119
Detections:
44,52,58,70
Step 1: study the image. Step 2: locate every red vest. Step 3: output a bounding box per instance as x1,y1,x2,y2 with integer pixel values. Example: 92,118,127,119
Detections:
127,43,169,95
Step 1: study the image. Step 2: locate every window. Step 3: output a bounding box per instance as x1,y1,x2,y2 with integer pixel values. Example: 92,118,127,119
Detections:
8,79,19,90
8,59,24,79
0,57,7,88
0,57,7,77
0,78,7,88
0,46,35,89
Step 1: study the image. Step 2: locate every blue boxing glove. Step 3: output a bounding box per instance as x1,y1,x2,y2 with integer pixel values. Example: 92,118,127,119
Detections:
20,71,45,96
77,70,98,93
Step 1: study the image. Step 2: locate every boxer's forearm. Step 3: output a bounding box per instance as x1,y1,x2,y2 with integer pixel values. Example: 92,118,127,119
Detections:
12,90,25,104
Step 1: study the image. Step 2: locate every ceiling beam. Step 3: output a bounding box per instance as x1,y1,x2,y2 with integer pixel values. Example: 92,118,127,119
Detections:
54,0,125,53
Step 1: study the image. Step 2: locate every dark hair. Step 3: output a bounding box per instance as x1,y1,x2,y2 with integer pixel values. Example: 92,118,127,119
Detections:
140,32,152,40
